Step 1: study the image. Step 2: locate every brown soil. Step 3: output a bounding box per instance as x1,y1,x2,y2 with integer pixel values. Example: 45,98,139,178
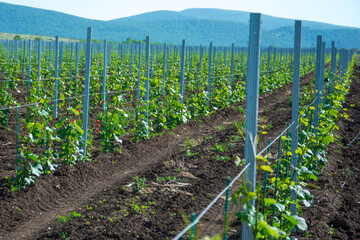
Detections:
293,65,360,240
0,64,349,240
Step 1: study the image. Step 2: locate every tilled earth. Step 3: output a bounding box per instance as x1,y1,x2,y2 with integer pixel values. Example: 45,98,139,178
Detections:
1,64,358,240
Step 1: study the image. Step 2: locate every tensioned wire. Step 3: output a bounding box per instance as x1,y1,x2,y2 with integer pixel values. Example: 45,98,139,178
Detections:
0,70,321,112
0,75,238,111
171,58,343,238
172,162,251,240
0,57,296,82
0,88,138,111
172,121,292,240
172,93,321,239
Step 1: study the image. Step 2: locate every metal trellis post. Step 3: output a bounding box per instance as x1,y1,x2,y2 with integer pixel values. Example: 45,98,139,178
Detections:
82,27,92,158
53,36,59,118
290,20,302,217
242,13,262,240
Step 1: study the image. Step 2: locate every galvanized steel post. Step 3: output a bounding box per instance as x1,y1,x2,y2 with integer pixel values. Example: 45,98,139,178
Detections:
313,35,322,131
162,43,167,95
206,42,213,106
179,39,186,104
228,43,235,105
129,44,133,78
242,13,261,240
102,39,108,110
339,48,346,80
53,36,59,118
82,27,92,157
330,41,336,93
319,42,326,102
37,39,41,96
198,45,203,89
74,42,79,95
145,36,150,137
344,49,349,70
22,41,26,79
136,42,142,100
27,40,32,95
290,20,302,217
267,47,270,76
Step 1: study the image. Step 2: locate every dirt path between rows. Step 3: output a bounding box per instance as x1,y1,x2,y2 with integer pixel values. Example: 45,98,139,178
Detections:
0,67,319,240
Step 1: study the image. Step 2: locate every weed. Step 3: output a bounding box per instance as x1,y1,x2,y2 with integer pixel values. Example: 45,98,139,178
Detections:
69,211,81,218
185,149,198,157
228,134,242,143
214,155,230,162
329,225,335,235
184,137,198,157
132,176,147,192
156,176,185,182
211,143,228,152
202,135,214,142
131,204,148,214
237,106,246,113
57,211,81,223
61,232,71,240
57,215,69,223
15,206,23,212
185,137,194,148
120,209,129,216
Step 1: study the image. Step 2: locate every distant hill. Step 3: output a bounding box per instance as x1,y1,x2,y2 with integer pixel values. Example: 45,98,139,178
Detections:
0,2,359,48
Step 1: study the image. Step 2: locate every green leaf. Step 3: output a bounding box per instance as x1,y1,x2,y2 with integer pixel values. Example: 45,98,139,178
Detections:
24,176,35,186
26,122,34,130
322,135,334,145
71,108,80,116
37,109,49,117
303,199,312,207
258,220,280,238
294,215,307,231
274,203,286,212
30,163,43,177
26,151,39,162
329,109,338,117
291,185,311,200
47,160,57,172
55,121,63,128
29,133,36,142
264,198,277,206
235,205,257,225
261,165,273,172
282,214,298,230
73,122,84,135
113,134,122,143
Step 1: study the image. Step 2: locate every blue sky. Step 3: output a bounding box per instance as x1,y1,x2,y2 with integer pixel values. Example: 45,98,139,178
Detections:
2,0,360,28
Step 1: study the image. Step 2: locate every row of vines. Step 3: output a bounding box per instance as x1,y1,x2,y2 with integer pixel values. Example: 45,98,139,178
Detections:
0,38,320,190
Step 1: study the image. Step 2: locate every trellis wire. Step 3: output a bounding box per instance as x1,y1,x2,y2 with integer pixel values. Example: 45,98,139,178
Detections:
346,132,360,148
172,162,251,240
